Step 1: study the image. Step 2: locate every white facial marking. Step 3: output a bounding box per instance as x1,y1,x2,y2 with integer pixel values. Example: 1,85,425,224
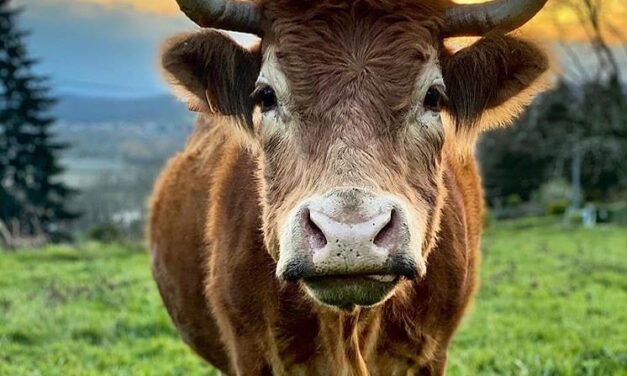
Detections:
410,54,445,127
255,48,292,136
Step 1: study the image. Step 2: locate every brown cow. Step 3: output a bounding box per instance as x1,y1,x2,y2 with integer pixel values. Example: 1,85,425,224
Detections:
149,0,550,374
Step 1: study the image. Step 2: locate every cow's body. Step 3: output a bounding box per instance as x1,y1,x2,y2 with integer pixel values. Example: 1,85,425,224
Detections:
149,0,549,374
150,115,483,375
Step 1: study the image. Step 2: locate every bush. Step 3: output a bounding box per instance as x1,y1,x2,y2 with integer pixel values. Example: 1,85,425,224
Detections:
484,209,495,228
88,223,124,243
505,194,523,207
607,203,627,225
537,179,573,216
563,208,583,226
546,201,568,216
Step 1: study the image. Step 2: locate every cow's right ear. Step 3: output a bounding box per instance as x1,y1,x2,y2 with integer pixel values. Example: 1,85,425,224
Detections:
161,30,260,124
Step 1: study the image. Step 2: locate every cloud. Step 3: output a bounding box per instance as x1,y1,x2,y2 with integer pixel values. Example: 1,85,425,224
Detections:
523,0,627,44
31,0,179,15
15,0,195,97
448,0,627,43
80,0,178,15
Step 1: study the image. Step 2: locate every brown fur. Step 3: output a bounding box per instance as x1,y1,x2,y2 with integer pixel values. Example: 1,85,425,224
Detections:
149,1,549,374
161,32,260,124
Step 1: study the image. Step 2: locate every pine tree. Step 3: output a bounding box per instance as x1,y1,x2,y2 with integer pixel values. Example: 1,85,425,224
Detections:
0,0,76,244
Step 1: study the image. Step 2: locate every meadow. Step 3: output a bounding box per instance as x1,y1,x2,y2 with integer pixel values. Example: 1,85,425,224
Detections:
1,220,626,375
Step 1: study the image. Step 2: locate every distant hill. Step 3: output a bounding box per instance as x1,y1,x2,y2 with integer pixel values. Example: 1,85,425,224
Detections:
53,95,193,125
52,94,195,174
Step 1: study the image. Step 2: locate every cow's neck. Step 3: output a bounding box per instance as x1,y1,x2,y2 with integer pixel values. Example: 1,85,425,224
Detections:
311,307,381,376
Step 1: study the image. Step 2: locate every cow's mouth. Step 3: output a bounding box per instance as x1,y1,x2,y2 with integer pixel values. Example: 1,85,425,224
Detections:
302,274,401,309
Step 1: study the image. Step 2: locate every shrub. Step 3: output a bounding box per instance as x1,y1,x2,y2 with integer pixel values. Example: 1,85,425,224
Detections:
607,203,627,225
537,179,573,216
546,202,568,216
88,223,124,243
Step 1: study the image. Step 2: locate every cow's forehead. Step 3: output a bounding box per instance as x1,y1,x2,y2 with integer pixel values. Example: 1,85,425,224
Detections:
261,10,442,118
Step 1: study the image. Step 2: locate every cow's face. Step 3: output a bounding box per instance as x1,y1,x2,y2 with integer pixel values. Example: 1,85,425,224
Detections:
161,1,549,309
256,10,447,309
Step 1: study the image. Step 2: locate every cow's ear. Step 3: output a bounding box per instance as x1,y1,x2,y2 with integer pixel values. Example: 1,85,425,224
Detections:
161,30,260,124
442,34,550,142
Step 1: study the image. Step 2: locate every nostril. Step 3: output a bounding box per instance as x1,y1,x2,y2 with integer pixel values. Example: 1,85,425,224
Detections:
304,209,327,249
373,209,400,250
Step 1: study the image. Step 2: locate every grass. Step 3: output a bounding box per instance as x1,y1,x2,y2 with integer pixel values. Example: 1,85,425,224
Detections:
449,220,627,375
1,221,626,375
0,243,213,376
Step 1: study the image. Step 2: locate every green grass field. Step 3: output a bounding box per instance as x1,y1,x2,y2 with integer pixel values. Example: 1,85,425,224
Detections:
1,220,626,375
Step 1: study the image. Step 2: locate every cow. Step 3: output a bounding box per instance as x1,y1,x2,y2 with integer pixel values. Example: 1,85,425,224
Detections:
148,0,550,374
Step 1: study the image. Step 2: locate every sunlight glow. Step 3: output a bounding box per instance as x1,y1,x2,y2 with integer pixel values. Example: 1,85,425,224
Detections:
76,0,627,43
78,0,179,14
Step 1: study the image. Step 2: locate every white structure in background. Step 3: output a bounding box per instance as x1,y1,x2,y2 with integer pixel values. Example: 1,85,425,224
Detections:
112,210,143,227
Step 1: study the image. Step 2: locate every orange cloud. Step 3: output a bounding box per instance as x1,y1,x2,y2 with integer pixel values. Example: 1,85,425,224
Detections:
525,0,626,43
78,0,627,43
455,0,626,43
77,0,178,15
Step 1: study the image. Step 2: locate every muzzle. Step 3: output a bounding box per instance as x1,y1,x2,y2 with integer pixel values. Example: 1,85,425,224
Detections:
277,187,423,308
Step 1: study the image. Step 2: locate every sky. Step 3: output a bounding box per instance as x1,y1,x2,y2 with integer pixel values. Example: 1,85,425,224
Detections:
14,0,627,99
15,0,195,97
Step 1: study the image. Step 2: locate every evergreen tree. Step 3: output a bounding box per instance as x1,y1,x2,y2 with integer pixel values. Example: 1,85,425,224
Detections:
0,0,76,243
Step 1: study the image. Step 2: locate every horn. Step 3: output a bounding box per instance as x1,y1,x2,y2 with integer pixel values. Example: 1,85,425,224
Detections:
444,0,548,37
175,0,263,36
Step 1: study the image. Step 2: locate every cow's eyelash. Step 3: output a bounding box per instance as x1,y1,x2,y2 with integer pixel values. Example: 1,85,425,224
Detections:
250,86,265,102
251,85,278,112
430,85,449,103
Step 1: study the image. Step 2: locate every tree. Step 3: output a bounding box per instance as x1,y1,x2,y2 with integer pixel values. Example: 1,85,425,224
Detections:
549,0,626,208
536,82,626,207
479,0,627,210
479,81,627,210
0,0,76,246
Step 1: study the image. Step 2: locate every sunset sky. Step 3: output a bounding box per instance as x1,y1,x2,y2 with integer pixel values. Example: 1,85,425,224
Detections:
66,0,627,41
14,0,627,98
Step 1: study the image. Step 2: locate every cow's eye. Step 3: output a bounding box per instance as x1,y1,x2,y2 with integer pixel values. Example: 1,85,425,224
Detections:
423,86,445,112
253,86,277,113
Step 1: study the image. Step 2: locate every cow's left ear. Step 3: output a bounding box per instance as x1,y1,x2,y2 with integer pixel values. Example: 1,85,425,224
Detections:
442,34,550,137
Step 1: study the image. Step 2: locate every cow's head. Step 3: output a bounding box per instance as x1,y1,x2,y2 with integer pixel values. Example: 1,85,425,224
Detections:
162,0,549,309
